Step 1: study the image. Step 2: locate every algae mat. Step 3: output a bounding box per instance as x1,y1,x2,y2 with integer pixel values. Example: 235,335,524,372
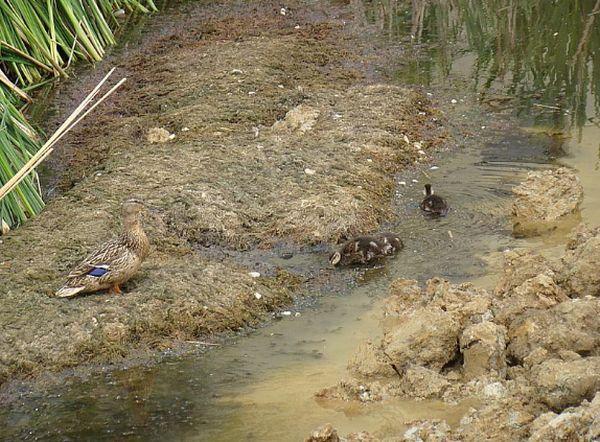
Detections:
0,0,446,386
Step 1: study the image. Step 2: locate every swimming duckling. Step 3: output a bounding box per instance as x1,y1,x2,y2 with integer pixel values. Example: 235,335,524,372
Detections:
329,233,403,267
420,184,449,216
55,199,150,298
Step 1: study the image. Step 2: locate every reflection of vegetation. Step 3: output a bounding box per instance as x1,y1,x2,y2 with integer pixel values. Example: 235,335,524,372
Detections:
362,0,600,129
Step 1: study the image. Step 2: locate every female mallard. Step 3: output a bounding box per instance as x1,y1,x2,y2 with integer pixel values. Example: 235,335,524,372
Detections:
55,199,150,298
420,184,449,216
329,232,403,267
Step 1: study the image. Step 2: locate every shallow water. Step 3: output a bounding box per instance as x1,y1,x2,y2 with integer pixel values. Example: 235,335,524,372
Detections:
3,0,600,440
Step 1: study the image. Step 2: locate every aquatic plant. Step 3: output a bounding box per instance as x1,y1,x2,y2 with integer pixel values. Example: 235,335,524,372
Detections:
0,0,156,230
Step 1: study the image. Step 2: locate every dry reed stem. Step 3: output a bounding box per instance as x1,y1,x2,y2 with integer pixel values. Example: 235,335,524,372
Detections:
0,68,125,202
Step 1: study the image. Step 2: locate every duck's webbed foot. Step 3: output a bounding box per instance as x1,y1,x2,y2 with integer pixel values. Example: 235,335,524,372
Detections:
109,284,122,295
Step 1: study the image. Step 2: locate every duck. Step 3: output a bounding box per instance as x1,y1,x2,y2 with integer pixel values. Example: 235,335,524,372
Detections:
55,199,150,298
329,232,403,267
420,183,449,216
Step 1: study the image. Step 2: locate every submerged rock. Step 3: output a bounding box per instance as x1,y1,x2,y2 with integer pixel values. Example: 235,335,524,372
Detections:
511,167,583,234
460,321,508,380
528,357,600,410
558,224,600,297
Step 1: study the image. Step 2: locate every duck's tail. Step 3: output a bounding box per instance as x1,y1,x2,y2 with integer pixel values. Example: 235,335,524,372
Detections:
55,285,86,298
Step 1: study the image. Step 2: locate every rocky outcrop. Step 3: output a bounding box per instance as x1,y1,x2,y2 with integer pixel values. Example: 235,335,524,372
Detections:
528,393,600,441
507,299,600,363
528,357,600,410
511,167,583,235
382,307,461,372
558,224,600,297
459,321,508,380
402,420,452,441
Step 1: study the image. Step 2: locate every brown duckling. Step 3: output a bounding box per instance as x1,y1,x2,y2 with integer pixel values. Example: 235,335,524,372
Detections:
329,232,403,267
420,183,449,216
55,199,150,298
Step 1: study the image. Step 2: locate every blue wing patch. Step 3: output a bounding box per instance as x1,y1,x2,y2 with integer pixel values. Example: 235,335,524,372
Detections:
88,267,109,277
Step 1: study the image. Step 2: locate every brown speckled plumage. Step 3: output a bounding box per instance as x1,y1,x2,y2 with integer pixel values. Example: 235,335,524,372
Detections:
329,232,403,266
55,200,149,297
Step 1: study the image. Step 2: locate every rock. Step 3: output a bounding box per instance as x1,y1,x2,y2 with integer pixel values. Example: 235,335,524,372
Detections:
528,393,600,441
460,321,508,380
347,340,396,378
147,127,173,143
528,357,600,410
315,378,387,403
402,419,452,441
511,167,583,232
507,299,600,363
382,307,461,372
494,250,554,296
456,397,536,441
272,104,320,134
558,224,600,297
398,366,451,399
494,270,569,325
385,278,491,328
425,279,492,327
345,432,378,442
305,424,340,442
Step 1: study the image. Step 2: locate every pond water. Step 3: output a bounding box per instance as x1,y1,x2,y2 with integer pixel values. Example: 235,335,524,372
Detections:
3,0,600,440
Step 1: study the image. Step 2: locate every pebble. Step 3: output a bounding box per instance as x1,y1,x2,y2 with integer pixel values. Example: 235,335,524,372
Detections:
399,181,407,186
280,7,287,15
451,99,458,104
248,271,261,278
280,252,294,260
304,168,316,175
181,127,190,132
294,312,301,317
412,179,419,183
430,165,439,170
230,69,244,75
254,292,262,300
248,91,256,95
281,311,292,316
366,158,373,163
168,134,176,140
294,25,300,29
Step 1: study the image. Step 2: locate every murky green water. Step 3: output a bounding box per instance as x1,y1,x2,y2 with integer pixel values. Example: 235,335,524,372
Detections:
3,1,600,440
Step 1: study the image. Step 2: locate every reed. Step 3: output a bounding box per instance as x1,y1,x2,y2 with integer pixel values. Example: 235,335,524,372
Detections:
0,0,156,231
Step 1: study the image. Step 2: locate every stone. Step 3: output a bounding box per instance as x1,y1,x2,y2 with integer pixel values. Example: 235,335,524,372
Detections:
558,224,600,297
460,321,508,380
529,357,600,410
272,104,320,134
402,419,453,442
347,340,396,378
305,424,340,442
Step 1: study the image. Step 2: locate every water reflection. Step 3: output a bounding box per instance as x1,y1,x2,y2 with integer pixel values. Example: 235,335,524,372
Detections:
363,0,600,130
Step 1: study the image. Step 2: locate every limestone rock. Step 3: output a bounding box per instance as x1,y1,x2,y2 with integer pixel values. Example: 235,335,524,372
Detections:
399,366,451,399
305,424,340,442
529,357,600,410
511,167,583,230
494,270,569,325
507,299,600,363
425,279,492,327
147,127,172,143
382,307,461,372
558,224,600,297
528,393,600,441
494,250,554,296
456,397,536,441
460,321,508,380
402,419,453,442
347,340,396,378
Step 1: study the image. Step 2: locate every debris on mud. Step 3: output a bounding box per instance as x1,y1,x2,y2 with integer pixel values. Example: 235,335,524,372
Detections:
316,222,600,438
147,127,174,143
511,167,583,236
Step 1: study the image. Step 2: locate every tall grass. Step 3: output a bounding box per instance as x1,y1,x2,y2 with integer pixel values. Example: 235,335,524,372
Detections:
0,0,156,230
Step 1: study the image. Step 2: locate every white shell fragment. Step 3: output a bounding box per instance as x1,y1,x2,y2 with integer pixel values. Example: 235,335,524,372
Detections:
248,271,261,278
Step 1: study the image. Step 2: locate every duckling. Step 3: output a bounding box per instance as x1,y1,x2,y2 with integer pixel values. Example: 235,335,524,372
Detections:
329,233,403,267
420,183,449,216
55,199,150,298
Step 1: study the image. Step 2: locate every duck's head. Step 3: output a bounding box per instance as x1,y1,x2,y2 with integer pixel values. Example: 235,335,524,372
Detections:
122,199,147,227
329,251,342,266
424,184,433,196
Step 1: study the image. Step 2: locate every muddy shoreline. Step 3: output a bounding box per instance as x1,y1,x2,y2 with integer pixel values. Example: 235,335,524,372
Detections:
0,0,448,395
